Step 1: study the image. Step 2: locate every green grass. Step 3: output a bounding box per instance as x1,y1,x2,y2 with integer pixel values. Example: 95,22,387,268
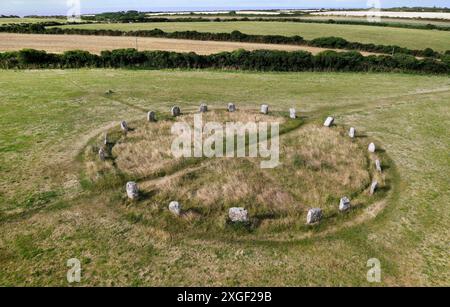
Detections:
0,18,65,24
56,21,450,51
0,69,449,286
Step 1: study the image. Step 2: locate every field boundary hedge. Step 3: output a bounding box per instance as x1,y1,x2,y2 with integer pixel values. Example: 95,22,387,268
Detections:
0,23,447,59
0,48,449,74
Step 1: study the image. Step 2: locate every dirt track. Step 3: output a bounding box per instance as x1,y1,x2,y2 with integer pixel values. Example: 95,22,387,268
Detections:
0,33,378,55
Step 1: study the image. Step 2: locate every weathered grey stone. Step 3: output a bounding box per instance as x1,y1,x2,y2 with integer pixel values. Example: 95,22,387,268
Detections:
104,133,108,145
227,103,236,113
368,142,376,153
307,208,323,224
147,111,156,122
126,182,139,200
171,106,181,117
199,103,208,113
324,116,334,127
375,159,382,172
98,148,106,161
339,197,351,212
370,181,378,195
260,104,269,115
120,121,128,132
229,207,248,222
169,201,181,216
289,108,297,119
349,127,356,138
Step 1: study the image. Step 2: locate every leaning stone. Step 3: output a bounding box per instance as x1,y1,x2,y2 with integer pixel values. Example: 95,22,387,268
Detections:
370,181,378,195
323,116,334,127
120,121,128,132
227,103,236,113
349,127,356,138
147,111,156,122
228,207,248,222
339,197,351,212
98,148,106,161
307,208,323,224
289,108,297,119
368,142,376,153
199,103,208,113
126,182,139,200
260,104,269,115
375,159,382,172
171,106,181,117
169,201,181,216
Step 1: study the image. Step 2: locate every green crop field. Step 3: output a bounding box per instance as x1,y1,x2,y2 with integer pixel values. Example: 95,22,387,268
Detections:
56,21,450,51
0,18,65,24
0,69,448,286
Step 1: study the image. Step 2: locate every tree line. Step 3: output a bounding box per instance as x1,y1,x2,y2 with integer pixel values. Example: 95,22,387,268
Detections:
1,23,447,59
0,48,448,74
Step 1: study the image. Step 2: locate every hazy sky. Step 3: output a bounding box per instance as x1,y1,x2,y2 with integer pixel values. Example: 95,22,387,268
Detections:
1,0,449,16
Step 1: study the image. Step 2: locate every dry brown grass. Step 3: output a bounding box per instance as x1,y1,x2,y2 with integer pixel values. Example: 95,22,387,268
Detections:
85,111,373,222
0,33,380,56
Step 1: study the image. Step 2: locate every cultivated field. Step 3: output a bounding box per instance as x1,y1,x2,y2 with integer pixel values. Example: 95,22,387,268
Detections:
0,69,448,286
311,11,450,20
56,21,450,51
0,33,380,55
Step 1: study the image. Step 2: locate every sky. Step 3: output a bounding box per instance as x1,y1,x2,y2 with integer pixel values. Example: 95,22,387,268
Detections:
1,0,449,16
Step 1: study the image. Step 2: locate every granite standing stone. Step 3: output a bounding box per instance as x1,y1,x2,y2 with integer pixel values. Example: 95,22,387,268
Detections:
324,117,334,127
349,127,356,138
339,197,351,212
147,111,156,122
120,121,128,132
289,108,297,119
227,103,236,113
199,103,208,113
375,159,382,172
368,142,376,153
171,106,181,117
370,181,378,195
260,104,269,115
228,207,248,222
307,208,323,224
169,201,181,216
98,148,106,161
126,182,139,200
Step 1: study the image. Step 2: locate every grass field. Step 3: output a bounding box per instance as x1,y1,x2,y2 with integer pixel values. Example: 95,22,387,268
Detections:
0,33,378,55
0,69,448,286
56,21,450,51
0,18,65,24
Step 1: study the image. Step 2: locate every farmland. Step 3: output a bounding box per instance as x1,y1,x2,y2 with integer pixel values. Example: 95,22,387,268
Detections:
0,33,379,55
0,69,449,286
56,21,450,51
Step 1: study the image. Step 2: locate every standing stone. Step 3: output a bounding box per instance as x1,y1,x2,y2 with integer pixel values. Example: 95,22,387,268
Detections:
126,182,139,200
370,181,378,195
368,142,376,153
120,121,128,132
307,208,323,224
339,197,351,212
171,106,181,117
375,159,382,172
227,103,236,113
169,201,181,216
324,117,334,127
147,111,156,122
104,133,108,145
199,103,208,113
349,127,356,138
289,108,297,119
260,104,269,115
98,148,106,161
228,207,248,222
